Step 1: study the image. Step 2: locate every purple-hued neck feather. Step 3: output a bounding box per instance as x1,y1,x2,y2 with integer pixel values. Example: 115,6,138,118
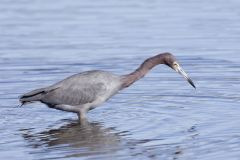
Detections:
121,52,175,88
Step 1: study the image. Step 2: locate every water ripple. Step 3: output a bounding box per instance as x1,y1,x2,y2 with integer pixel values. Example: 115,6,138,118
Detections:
1,0,240,159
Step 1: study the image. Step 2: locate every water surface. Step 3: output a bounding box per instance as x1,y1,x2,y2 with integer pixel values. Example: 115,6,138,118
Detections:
0,0,240,159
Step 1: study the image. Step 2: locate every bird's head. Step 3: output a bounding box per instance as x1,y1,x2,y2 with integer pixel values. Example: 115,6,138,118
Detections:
162,53,196,89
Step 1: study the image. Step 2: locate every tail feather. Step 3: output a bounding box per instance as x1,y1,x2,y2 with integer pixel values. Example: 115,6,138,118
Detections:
19,86,59,105
19,88,46,105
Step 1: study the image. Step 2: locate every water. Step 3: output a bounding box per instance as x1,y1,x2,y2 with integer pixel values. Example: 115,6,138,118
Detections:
0,0,240,159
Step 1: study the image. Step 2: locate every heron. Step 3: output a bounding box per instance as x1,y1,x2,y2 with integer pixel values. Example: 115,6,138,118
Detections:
19,52,196,121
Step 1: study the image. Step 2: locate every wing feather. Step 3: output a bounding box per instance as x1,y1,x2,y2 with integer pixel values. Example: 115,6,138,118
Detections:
41,82,106,106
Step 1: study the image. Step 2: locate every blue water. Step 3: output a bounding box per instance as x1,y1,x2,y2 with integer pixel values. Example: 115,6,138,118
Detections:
0,0,240,159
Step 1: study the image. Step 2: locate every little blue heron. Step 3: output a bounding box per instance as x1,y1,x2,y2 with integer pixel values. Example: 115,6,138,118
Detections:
19,52,196,121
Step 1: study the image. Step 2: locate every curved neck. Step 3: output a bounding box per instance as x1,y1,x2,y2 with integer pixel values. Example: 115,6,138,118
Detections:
121,53,168,88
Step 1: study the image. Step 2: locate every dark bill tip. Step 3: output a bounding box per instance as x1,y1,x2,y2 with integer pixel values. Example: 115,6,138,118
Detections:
175,64,196,89
187,78,196,89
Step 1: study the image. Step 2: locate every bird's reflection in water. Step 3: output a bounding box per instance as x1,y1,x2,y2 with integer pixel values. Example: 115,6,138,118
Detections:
21,120,123,158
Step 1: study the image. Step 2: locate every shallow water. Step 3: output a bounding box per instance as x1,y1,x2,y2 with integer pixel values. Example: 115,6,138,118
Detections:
0,0,240,159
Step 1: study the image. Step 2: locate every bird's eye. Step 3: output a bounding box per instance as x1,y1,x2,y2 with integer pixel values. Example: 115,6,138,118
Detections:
173,62,178,67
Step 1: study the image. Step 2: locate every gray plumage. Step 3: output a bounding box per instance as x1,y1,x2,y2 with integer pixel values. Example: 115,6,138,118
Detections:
19,53,196,122
20,70,123,120
41,71,121,106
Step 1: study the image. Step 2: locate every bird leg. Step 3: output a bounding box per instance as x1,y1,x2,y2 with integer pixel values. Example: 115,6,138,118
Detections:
77,109,87,123
76,104,92,122
48,104,90,122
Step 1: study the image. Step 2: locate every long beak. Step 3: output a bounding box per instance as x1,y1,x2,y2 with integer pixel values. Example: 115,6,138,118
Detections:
174,65,196,89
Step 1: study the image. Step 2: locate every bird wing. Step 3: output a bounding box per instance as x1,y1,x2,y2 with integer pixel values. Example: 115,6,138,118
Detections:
41,82,106,106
